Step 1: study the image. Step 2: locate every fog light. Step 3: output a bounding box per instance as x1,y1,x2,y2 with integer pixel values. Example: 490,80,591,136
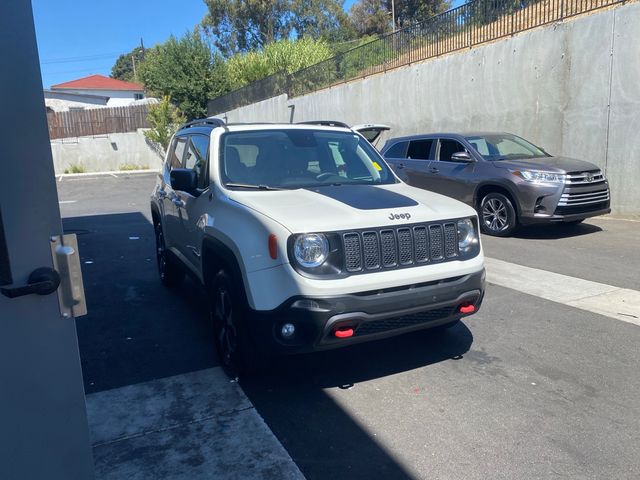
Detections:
281,323,296,338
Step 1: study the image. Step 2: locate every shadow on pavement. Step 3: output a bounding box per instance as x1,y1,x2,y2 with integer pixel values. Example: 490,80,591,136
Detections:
514,221,603,240
241,325,473,480
64,212,217,394
69,211,473,480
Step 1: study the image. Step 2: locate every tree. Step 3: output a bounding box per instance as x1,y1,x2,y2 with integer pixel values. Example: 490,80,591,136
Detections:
395,0,451,27
202,0,352,56
139,29,229,119
349,0,451,36
349,0,392,36
144,96,186,151
291,0,355,43
202,0,292,56
111,46,144,82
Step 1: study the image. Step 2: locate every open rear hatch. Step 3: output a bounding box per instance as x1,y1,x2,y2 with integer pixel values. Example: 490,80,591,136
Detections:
352,124,391,146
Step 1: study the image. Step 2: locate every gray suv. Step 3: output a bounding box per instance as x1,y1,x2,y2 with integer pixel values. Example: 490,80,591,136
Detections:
381,132,611,236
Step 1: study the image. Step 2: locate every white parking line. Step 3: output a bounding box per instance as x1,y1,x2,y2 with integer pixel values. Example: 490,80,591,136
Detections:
58,200,77,204
87,368,304,479
486,257,640,326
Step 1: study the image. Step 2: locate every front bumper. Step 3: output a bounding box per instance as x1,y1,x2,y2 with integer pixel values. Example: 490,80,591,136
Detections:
248,268,486,354
518,181,610,224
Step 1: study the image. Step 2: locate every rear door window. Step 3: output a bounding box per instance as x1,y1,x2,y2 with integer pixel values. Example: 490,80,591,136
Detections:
406,139,434,160
384,141,408,158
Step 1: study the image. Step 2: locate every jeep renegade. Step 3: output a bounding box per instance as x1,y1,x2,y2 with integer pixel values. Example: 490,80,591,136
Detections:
150,118,486,375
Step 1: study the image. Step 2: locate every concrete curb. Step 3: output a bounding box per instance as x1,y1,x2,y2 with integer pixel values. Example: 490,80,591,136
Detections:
57,169,159,179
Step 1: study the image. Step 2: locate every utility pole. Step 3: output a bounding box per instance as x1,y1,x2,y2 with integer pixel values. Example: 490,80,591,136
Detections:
132,54,137,82
391,0,396,32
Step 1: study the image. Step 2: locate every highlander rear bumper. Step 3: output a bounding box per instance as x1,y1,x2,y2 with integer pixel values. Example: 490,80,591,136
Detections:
248,268,486,354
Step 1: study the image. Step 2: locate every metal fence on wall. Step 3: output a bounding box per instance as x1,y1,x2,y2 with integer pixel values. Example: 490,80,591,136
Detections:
208,0,625,115
46,104,150,140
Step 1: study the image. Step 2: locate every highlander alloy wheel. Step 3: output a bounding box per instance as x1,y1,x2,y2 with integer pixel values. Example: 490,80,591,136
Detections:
480,193,517,237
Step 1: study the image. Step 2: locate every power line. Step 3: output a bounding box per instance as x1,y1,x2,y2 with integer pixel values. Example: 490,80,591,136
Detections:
40,51,124,65
41,64,114,76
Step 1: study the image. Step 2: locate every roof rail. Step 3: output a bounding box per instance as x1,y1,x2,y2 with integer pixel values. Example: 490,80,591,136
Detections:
180,117,226,130
297,120,350,129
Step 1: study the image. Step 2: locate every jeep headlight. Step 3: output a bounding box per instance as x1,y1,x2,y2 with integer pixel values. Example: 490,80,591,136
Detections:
512,170,565,184
293,234,329,268
457,218,478,254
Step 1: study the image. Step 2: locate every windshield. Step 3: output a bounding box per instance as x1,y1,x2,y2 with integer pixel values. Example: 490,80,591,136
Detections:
220,129,396,189
465,133,549,161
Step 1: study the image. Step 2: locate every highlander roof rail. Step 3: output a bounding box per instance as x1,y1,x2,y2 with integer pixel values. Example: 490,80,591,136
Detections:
297,120,350,129
180,117,226,130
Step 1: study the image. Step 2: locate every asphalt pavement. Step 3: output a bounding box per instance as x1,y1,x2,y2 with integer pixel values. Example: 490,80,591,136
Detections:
58,172,640,479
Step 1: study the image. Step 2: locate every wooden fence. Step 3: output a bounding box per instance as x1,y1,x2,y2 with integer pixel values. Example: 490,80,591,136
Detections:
46,104,150,140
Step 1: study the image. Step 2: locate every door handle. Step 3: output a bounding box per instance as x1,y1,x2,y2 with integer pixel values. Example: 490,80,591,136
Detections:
429,167,440,174
158,189,168,199
172,198,185,208
1,267,60,299
396,163,405,169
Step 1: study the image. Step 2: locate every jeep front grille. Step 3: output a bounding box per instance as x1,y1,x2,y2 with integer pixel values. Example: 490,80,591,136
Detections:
342,221,459,274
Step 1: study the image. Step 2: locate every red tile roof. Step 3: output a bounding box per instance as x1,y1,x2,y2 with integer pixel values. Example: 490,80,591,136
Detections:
51,74,144,91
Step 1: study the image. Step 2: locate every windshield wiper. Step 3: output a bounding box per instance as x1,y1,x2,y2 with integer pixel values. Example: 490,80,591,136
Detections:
225,183,282,191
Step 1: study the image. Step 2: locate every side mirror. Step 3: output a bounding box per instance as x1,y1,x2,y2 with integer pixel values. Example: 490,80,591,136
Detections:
451,151,474,162
170,168,197,194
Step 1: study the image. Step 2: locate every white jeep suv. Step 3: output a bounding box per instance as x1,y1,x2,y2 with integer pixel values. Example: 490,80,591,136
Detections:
150,118,486,375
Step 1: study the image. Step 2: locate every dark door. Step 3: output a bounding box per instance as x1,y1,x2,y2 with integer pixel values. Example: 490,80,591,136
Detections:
0,2,95,478
385,138,436,190
427,138,478,205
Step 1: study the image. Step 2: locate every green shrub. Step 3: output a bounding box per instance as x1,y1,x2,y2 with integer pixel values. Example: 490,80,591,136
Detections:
64,164,86,174
144,96,186,152
119,164,149,171
227,37,333,89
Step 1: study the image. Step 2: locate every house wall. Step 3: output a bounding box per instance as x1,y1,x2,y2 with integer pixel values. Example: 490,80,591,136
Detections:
52,88,144,107
221,2,640,216
44,90,108,106
50,129,163,174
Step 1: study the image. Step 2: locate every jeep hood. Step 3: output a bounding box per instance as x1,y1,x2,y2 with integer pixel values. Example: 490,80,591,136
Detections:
227,183,477,233
492,156,600,173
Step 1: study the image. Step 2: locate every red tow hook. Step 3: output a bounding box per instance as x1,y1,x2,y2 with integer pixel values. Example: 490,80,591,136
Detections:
334,327,354,338
459,303,476,314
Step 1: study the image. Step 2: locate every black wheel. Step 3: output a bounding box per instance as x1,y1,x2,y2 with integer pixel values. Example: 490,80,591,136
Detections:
211,270,261,377
154,221,184,287
480,192,518,237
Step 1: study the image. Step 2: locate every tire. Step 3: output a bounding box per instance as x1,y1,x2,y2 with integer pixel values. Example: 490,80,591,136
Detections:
479,192,518,237
211,269,261,378
154,221,184,287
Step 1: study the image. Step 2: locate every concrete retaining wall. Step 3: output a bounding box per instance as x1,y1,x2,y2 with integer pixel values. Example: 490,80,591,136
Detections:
50,129,164,174
222,2,640,215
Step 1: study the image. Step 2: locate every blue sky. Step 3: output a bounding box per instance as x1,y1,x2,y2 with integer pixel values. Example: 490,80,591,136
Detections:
34,0,208,88
34,0,462,89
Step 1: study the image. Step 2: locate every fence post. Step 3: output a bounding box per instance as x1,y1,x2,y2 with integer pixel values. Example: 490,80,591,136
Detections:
560,0,565,19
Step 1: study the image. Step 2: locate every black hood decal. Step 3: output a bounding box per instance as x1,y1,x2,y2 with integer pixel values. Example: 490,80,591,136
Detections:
305,185,418,210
